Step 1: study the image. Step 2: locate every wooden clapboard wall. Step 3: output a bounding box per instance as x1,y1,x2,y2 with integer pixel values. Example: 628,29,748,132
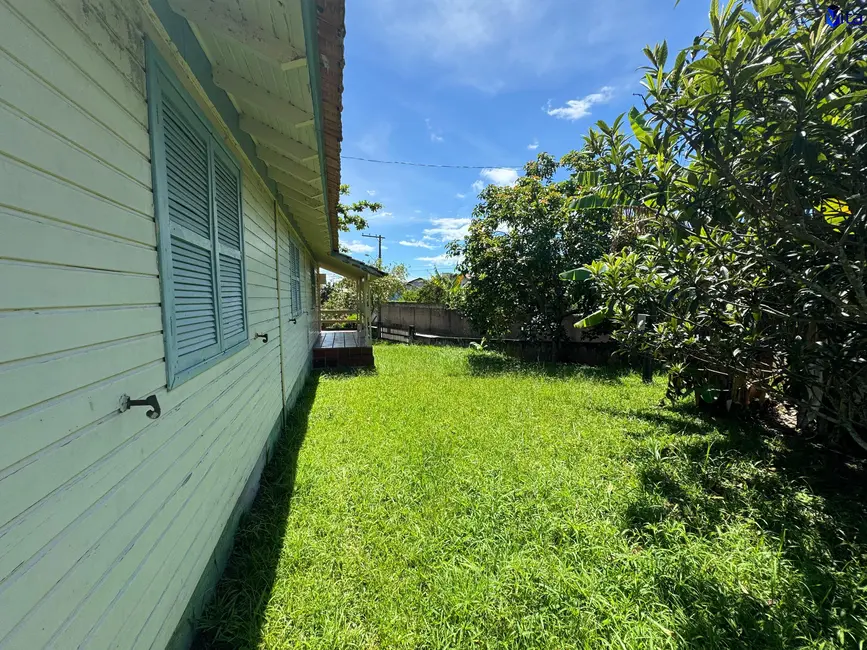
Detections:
0,0,317,647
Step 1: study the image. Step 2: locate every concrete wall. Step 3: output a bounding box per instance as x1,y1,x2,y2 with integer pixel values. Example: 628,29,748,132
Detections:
380,303,481,338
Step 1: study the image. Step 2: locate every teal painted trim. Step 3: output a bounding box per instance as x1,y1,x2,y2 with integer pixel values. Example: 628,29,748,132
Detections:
172,338,250,388
146,39,178,391
300,0,334,249
146,40,250,390
207,133,224,355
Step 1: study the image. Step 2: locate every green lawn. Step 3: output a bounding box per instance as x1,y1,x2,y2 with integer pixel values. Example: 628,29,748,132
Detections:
199,344,867,649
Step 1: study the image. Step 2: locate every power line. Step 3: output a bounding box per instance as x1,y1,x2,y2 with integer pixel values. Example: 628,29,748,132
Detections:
342,155,523,170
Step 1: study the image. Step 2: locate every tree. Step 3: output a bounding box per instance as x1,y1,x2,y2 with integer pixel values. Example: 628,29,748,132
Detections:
450,153,611,351
323,262,408,312
572,0,867,446
399,287,422,303
319,279,335,306
337,184,381,233
408,270,465,308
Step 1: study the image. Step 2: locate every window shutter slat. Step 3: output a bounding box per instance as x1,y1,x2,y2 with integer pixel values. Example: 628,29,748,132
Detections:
214,153,246,347
288,241,302,318
295,246,302,317
164,99,211,241
162,96,220,374
170,236,219,359
214,160,241,250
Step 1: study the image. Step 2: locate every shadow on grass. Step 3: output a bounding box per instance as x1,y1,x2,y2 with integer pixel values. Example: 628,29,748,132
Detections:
597,402,748,438
317,366,379,379
193,375,319,649
465,350,632,383
619,405,867,647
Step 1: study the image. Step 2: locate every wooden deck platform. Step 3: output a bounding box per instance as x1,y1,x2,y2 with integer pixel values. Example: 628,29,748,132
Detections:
313,331,374,369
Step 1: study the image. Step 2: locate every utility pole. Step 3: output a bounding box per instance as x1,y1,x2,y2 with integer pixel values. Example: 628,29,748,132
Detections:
362,233,385,262
361,234,386,332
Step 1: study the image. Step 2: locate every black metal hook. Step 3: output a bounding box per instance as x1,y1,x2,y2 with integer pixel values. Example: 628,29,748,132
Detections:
288,318,297,325
120,394,161,419
254,332,269,344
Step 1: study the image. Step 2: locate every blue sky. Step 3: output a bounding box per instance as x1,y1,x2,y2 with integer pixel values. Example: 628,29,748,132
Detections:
337,0,713,279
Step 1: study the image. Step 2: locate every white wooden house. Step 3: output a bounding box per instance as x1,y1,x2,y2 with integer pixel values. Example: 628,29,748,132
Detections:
0,0,380,647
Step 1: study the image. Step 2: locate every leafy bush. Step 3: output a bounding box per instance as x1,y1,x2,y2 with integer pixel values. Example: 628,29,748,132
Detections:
574,0,867,446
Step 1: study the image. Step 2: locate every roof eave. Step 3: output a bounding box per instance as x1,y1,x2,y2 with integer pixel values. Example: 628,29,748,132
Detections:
319,252,387,279
303,0,344,253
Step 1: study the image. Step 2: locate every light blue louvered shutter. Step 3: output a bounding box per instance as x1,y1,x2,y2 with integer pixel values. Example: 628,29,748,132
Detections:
291,241,302,317
213,148,247,349
161,94,221,380
286,239,297,317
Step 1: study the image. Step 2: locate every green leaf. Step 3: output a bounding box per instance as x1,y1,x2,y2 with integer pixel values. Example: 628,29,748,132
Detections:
628,107,654,149
691,57,720,74
574,309,608,329
658,40,669,69
559,268,592,282
571,195,612,210
819,198,850,226
818,91,867,115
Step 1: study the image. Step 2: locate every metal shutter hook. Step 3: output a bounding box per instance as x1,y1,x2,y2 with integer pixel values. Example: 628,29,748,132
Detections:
120,394,162,419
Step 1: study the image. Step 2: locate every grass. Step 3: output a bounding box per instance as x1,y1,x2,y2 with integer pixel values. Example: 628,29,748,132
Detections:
198,344,867,649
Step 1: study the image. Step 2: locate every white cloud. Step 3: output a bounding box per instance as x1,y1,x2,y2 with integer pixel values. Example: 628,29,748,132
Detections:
469,167,520,196
343,240,375,254
480,167,519,187
424,217,471,242
400,239,437,249
456,192,466,199
368,211,394,220
425,118,445,143
527,138,539,150
547,86,615,121
416,253,463,268
366,189,377,196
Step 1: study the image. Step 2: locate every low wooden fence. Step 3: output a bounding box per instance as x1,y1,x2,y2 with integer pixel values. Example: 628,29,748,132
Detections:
378,326,414,344
373,325,617,366
379,303,610,343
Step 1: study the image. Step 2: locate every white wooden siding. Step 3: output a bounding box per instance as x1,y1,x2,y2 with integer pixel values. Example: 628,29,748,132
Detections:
277,214,315,406
0,0,317,647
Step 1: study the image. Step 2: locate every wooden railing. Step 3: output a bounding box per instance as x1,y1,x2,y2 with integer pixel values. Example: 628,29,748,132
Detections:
321,308,359,329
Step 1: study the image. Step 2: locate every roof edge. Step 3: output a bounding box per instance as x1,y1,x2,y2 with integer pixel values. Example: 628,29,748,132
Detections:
319,252,388,279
